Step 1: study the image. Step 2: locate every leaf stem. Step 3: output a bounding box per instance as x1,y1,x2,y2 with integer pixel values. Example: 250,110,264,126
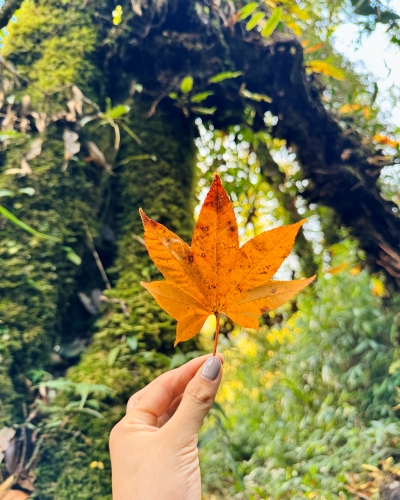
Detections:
213,312,220,356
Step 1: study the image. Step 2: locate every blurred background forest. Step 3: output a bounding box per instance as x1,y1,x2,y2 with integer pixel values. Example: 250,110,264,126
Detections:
0,0,400,498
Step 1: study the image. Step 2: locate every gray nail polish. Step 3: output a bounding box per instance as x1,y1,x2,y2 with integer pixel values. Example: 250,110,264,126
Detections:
202,357,221,380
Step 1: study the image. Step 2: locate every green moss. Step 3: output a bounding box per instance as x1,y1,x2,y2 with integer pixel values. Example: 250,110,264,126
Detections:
29,25,97,92
0,0,107,428
0,132,104,423
3,0,99,104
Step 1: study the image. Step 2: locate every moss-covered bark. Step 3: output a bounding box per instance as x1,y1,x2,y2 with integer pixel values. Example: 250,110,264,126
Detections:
1,2,199,496
0,135,102,424
0,0,104,424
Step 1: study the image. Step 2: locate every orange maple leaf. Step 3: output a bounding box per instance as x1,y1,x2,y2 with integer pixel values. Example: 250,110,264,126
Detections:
140,174,315,352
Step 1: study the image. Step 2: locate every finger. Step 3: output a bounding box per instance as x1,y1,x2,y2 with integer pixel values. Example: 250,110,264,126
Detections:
166,355,223,437
126,354,215,413
157,394,183,427
127,354,224,426
126,377,159,414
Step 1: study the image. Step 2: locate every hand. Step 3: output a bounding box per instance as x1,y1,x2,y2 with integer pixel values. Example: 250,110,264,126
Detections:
109,354,223,500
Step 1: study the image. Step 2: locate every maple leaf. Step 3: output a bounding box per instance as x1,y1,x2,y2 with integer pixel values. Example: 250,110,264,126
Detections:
140,174,315,352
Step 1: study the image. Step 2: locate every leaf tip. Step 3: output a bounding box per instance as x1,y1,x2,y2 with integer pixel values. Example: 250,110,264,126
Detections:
139,207,149,224
300,274,316,287
212,172,222,185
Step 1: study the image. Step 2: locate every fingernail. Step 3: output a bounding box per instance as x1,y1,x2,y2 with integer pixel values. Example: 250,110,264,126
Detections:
201,357,221,381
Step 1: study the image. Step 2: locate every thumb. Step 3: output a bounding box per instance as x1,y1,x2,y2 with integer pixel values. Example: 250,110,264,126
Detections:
168,354,223,437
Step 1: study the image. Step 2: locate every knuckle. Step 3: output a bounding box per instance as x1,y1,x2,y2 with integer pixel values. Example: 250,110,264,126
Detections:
109,421,122,449
126,394,138,411
186,384,215,407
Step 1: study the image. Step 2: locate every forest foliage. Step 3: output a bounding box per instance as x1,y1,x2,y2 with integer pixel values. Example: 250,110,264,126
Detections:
0,0,400,499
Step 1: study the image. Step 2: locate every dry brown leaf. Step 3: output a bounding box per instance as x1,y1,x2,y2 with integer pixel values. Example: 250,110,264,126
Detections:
25,139,43,161
0,428,16,464
63,129,80,170
86,141,115,176
140,174,315,349
30,112,47,133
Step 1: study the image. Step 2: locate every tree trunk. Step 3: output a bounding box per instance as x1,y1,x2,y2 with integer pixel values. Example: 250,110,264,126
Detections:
0,0,105,426
33,97,198,499
0,132,104,424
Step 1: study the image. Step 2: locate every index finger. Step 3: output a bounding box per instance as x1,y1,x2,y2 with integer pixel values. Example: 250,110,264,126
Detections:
126,353,224,427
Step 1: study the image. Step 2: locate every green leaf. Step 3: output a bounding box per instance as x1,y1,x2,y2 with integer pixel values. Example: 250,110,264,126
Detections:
237,2,258,20
169,353,187,369
261,8,282,38
86,399,100,411
378,11,400,23
168,92,178,100
190,91,214,103
246,12,265,31
127,336,138,352
180,76,194,94
0,189,14,198
390,323,398,344
62,246,82,266
105,97,112,114
18,187,35,196
74,382,112,399
390,359,400,375
240,87,272,102
191,106,217,115
119,121,142,144
0,205,60,241
80,115,97,127
351,0,375,16
307,60,345,80
73,407,105,419
45,420,64,429
110,104,130,119
36,378,74,392
198,428,219,448
117,154,157,166
208,71,242,84
0,130,26,142
108,346,120,367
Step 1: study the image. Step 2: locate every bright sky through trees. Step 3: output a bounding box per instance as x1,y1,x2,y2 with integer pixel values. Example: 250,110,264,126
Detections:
333,6,400,127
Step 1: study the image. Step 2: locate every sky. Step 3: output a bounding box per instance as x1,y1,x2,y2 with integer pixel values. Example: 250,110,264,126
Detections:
332,13,400,128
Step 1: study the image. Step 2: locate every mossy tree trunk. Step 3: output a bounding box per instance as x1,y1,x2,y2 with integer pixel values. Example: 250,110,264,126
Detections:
1,2,199,497
0,134,103,425
34,97,198,499
0,0,105,427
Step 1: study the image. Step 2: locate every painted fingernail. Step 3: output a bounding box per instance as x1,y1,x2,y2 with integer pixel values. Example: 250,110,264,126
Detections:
202,357,221,381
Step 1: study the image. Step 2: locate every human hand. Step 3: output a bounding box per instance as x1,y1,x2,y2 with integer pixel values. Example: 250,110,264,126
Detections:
109,353,223,500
